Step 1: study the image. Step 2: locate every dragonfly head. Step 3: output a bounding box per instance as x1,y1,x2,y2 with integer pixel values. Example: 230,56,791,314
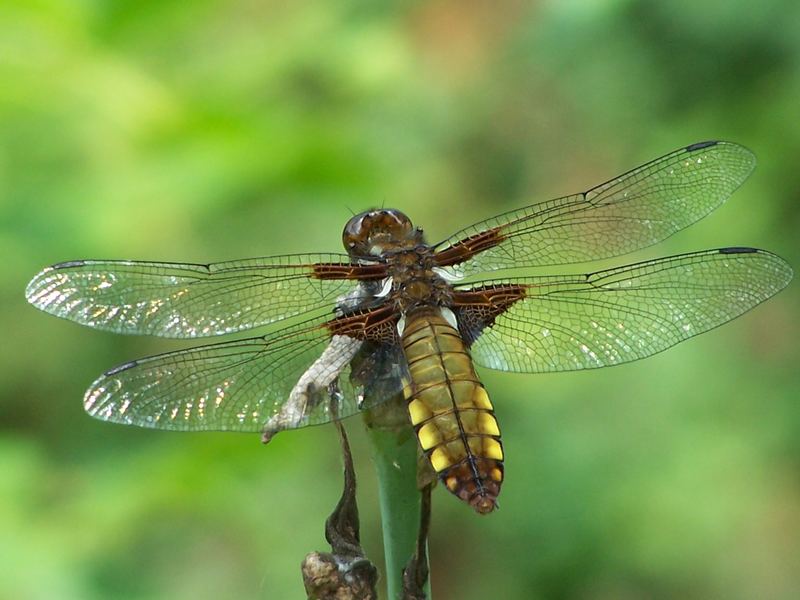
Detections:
343,209,424,257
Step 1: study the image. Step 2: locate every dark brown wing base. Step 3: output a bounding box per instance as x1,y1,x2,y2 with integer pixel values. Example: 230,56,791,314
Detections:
453,285,527,346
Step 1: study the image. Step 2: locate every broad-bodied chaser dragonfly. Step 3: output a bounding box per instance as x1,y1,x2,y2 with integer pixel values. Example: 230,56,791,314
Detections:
26,141,792,513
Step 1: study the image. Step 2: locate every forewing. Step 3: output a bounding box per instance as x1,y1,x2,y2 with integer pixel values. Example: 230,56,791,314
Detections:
460,248,792,373
26,254,386,338
435,141,756,277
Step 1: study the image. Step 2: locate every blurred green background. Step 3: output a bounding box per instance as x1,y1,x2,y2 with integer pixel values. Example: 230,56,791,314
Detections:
2,1,799,598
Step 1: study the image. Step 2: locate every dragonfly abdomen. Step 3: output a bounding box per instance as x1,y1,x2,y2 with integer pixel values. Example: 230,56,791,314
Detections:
401,307,504,514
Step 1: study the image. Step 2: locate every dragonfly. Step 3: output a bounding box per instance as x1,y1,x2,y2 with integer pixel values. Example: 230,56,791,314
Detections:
26,140,792,514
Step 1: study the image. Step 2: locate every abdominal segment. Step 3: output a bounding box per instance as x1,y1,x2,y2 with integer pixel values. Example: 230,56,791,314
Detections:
401,308,504,514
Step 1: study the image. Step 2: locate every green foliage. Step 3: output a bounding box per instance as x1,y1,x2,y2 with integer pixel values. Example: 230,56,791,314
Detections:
2,1,798,598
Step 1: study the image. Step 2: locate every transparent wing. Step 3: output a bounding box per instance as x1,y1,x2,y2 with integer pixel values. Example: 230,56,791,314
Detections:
435,141,756,278
83,317,404,434
26,254,382,338
463,248,792,373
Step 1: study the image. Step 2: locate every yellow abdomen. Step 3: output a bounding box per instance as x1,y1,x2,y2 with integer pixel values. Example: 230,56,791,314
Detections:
401,307,504,514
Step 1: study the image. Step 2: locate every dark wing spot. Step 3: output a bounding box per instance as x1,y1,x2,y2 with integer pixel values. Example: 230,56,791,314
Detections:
718,247,758,254
685,140,719,152
104,360,138,376
53,260,86,269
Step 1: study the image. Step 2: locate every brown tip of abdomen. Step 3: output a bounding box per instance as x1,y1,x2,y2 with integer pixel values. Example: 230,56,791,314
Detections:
470,494,498,514
441,458,503,514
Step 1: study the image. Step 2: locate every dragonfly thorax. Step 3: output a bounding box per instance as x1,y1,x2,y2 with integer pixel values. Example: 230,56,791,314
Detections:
382,246,453,312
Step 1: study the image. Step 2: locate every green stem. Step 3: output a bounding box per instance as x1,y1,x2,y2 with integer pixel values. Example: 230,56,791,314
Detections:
365,402,432,599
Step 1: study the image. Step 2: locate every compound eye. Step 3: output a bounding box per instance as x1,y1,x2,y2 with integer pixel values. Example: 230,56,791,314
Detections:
342,212,372,253
341,209,416,255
